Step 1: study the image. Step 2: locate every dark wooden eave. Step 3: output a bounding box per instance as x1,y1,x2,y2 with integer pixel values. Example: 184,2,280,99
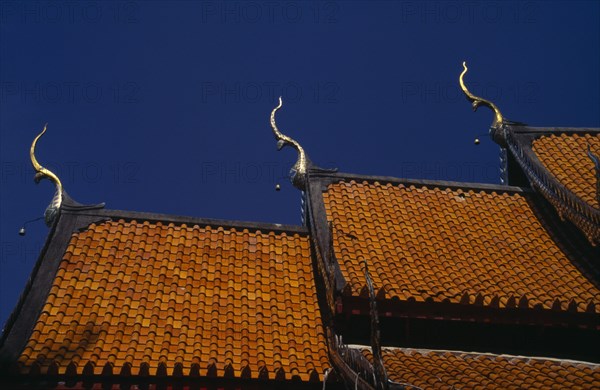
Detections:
337,295,600,328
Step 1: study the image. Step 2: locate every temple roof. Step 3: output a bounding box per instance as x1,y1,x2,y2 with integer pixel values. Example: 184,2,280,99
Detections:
0,208,330,384
307,174,600,321
3,78,600,388
359,347,600,389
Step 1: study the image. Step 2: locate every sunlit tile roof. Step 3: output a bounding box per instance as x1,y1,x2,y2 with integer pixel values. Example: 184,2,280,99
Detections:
532,133,600,209
360,347,600,389
323,180,600,312
17,220,330,381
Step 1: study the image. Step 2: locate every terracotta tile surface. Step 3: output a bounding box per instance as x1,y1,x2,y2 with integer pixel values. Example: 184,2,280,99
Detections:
18,220,330,381
532,133,600,209
323,181,600,312
361,347,600,389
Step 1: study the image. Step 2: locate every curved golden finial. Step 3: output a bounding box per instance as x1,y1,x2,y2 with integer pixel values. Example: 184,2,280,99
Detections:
460,61,504,127
270,97,309,189
30,123,63,225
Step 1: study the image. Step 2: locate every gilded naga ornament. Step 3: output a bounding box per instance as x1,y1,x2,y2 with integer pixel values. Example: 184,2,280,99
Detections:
270,97,310,190
30,124,63,225
459,61,505,128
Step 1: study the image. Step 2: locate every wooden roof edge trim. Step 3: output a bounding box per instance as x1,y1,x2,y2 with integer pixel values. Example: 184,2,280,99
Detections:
61,207,308,236
348,344,600,368
305,179,348,313
0,210,83,365
308,172,531,194
338,295,600,328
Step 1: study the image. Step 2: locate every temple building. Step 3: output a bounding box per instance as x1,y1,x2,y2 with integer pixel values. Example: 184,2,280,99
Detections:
1,63,599,389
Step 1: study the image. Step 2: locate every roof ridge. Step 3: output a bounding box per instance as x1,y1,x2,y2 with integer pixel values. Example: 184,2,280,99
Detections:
510,126,600,135
62,207,307,235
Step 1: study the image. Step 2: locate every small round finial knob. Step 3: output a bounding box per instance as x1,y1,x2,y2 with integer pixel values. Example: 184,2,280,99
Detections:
474,138,480,145
275,184,281,191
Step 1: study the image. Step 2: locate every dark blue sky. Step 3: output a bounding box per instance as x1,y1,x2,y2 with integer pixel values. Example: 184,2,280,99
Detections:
0,1,598,325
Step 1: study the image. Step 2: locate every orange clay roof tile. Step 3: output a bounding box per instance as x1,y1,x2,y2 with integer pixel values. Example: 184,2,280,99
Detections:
532,133,600,209
362,347,600,389
17,220,330,381
323,180,600,312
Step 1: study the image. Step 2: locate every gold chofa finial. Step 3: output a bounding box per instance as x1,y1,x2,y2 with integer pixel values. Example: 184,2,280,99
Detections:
30,123,63,225
460,61,504,128
270,97,309,190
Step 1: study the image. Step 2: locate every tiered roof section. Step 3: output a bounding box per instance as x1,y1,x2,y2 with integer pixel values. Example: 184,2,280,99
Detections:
360,347,600,389
306,173,600,326
322,179,600,315
0,204,330,388
303,173,600,388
